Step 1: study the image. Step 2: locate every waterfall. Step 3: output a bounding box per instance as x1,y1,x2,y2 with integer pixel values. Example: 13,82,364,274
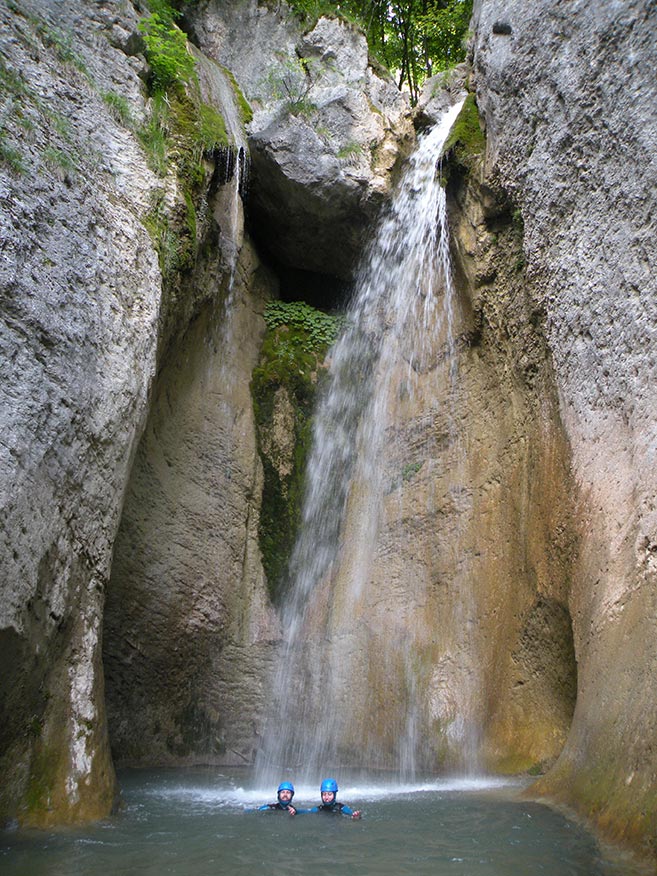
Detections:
256,99,471,785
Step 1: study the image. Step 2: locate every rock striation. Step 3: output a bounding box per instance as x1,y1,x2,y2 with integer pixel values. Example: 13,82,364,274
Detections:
0,0,273,823
0,0,163,824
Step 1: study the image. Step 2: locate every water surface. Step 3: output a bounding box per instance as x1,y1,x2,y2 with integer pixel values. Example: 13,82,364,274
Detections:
0,769,645,875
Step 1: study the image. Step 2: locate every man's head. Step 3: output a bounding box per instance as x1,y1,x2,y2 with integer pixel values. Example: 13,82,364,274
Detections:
277,781,295,804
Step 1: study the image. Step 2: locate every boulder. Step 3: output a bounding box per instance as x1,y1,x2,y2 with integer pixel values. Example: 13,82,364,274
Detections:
188,1,414,279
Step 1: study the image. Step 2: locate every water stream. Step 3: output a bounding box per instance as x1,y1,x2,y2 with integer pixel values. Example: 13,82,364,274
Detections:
256,100,479,783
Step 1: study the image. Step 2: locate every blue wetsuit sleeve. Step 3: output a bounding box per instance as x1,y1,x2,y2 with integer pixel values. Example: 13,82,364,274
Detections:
257,804,272,810
340,804,354,816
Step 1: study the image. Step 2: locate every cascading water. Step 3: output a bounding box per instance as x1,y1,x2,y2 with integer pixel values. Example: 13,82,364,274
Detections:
255,99,480,785
194,49,249,294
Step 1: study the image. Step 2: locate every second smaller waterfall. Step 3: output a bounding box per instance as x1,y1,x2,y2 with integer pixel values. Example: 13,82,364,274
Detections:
256,98,473,784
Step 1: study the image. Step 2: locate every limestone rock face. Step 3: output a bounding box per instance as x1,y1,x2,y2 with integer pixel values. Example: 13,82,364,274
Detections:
471,0,657,859
0,0,264,823
103,237,279,767
188,0,414,279
0,0,160,824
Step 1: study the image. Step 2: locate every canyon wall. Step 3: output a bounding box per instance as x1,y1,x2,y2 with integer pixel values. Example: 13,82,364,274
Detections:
1,0,655,865
470,0,657,858
0,0,274,822
0,0,161,823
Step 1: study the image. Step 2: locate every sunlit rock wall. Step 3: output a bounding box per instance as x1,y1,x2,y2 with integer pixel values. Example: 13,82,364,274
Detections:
0,0,161,824
0,0,269,823
471,0,657,860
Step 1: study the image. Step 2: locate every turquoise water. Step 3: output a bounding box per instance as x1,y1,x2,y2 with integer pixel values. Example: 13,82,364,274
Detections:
0,769,644,875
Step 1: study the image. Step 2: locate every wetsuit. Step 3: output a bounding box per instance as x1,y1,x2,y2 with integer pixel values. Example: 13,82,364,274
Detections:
311,802,356,816
257,802,297,814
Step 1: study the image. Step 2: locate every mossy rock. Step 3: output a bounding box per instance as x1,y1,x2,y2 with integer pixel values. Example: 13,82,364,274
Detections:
441,93,486,176
252,301,340,602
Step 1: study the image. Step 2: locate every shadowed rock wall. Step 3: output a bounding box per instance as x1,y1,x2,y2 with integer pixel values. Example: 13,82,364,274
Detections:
104,237,279,767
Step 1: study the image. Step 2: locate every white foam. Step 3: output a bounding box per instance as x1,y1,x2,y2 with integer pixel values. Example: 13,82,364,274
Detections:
145,775,520,808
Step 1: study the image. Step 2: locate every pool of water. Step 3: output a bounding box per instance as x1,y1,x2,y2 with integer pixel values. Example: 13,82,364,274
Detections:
0,769,645,875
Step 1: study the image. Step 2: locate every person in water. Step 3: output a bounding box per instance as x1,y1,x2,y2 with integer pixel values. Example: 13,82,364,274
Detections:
256,781,298,815
310,778,361,819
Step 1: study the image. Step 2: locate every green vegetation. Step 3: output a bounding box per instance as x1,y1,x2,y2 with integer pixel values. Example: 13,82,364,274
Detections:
441,92,485,159
282,0,473,104
0,133,26,173
144,188,188,278
137,94,169,175
221,66,254,125
23,740,59,818
102,91,134,127
252,300,342,601
401,460,424,481
138,10,196,92
0,57,31,100
134,0,233,281
198,102,228,151
42,145,76,176
136,1,230,178
257,56,319,118
263,300,343,351
337,141,364,160
33,18,89,76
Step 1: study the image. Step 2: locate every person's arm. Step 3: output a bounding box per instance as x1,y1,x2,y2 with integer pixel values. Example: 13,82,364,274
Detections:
340,803,362,819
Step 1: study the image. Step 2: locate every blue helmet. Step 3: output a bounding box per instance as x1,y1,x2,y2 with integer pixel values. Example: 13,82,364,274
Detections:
277,781,294,797
320,778,338,794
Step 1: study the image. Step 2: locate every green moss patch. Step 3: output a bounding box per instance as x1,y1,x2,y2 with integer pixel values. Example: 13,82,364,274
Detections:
442,93,485,163
252,301,341,602
221,66,253,126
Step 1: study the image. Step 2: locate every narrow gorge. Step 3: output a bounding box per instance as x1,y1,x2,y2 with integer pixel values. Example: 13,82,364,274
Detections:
0,0,655,869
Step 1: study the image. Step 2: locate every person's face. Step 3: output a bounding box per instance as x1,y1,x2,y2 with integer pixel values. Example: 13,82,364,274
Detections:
278,789,293,803
321,791,335,805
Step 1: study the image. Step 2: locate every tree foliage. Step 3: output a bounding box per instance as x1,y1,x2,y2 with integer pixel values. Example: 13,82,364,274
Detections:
139,10,196,92
284,0,473,104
